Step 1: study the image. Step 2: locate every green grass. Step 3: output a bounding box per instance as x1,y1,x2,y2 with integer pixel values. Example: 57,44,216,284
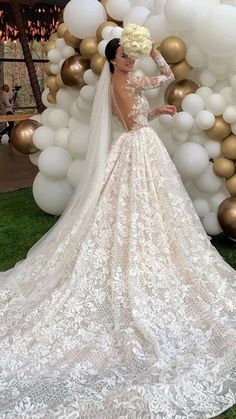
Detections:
0,188,236,418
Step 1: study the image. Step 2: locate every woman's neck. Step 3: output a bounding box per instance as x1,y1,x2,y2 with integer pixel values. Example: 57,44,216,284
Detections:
112,69,129,84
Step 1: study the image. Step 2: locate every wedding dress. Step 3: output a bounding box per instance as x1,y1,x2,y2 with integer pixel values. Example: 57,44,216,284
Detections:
0,57,236,419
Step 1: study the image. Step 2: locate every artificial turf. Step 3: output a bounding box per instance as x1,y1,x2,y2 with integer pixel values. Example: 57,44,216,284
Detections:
0,188,236,418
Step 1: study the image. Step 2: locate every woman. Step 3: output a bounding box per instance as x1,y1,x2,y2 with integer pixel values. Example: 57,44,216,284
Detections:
0,84,14,144
0,38,236,418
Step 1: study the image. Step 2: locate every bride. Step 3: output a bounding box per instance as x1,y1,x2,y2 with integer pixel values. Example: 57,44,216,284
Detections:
0,36,236,419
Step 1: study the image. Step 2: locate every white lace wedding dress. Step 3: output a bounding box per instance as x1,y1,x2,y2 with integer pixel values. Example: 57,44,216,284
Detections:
0,58,236,419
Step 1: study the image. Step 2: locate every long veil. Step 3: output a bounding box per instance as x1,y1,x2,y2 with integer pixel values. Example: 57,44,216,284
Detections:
0,62,112,284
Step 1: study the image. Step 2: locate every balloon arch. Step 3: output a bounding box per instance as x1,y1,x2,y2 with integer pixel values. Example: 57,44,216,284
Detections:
11,0,236,239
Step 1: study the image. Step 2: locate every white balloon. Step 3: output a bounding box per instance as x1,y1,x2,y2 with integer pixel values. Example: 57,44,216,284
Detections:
76,96,92,112
182,94,204,116
185,45,206,68
131,0,153,7
204,140,221,159
50,63,60,75
67,124,89,159
98,40,109,57
109,27,124,39
231,122,236,135
154,0,167,13
193,198,210,218
42,88,54,108
220,86,236,104
195,163,222,193
41,108,55,126
33,126,55,150
67,159,85,188
69,116,82,129
47,109,69,130
202,212,222,235
144,14,170,45
139,56,158,76
195,110,215,130
209,192,228,212
101,27,113,40
61,45,75,59
70,101,81,120
199,70,217,87
230,74,236,92
106,0,131,20
80,85,96,103
56,88,78,112
64,0,106,39
173,142,209,178
205,93,227,116
223,105,236,123
30,114,41,123
172,131,189,143
33,172,73,215
207,56,230,76
55,38,67,50
29,151,41,167
158,114,174,129
38,146,72,180
123,6,150,25
189,133,208,145
47,48,62,64
54,128,70,149
212,80,229,93
173,112,193,132
83,69,99,85
196,87,213,102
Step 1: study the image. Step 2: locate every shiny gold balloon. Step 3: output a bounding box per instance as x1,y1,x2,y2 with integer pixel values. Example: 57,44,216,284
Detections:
46,76,59,92
96,21,118,42
44,62,53,76
164,79,199,112
49,32,58,42
57,23,67,38
221,134,236,160
64,30,81,49
47,93,57,104
90,53,106,75
45,41,56,55
56,72,66,89
225,174,236,196
170,59,192,80
160,36,187,64
61,54,90,88
213,157,235,178
11,120,40,154
217,197,236,239
80,37,98,60
205,116,231,142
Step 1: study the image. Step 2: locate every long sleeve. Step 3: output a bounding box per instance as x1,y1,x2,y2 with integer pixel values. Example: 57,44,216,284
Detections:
129,54,175,92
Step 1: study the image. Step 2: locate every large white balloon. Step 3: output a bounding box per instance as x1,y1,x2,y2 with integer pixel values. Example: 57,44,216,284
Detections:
193,198,210,218
64,0,106,39
54,128,70,149
67,124,89,159
182,94,204,116
194,163,222,193
56,88,78,113
80,85,96,103
33,126,55,150
173,143,209,178
106,0,131,20
144,14,170,45
47,109,69,130
202,212,222,235
173,112,193,132
195,110,215,130
33,173,73,216
47,48,62,64
29,151,41,167
123,6,150,25
67,159,85,188
205,93,227,116
223,105,236,123
185,45,206,68
209,192,228,212
204,140,221,159
83,69,99,86
38,146,72,180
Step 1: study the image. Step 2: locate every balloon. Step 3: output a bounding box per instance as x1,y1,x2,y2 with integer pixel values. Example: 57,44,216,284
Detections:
196,87,213,102
57,23,67,38
33,173,73,216
193,198,210,218
213,157,235,178
164,79,199,112
29,151,41,167
55,38,67,51
199,70,217,88
80,85,96,103
54,128,70,149
61,45,76,59
47,48,62,64
61,54,90,88
83,69,99,85
45,41,56,55
204,140,221,159
144,14,170,45
46,76,59,93
96,21,117,42
159,36,186,64
225,174,236,195
38,146,72,180
173,112,193,132
98,40,109,57
195,163,222,193
47,93,56,104
33,126,55,150
11,120,40,154
221,135,236,159
56,88,78,112
205,93,227,116
185,45,206,68
217,197,236,239
106,0,131,21
223,105,236,124
173,143,209,178
90,53,106,75
64,30,81,49
209,192,228,212
182,94,204,116
67,124,89,159
64,0,107,39
195,110,215,131
202,212,222,235
67,159,85,188
80,37,98,60
123,6,150,26
170,59,192,81
205,116,231,142
42,88,55,108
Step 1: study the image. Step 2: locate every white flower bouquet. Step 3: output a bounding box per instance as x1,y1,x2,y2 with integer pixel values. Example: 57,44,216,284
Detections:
120,23,152,60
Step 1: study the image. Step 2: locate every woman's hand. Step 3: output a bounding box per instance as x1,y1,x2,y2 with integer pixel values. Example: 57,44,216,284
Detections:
150,40,160,60
157,105,177,117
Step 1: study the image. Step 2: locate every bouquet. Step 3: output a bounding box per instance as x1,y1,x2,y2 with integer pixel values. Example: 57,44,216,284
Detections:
120,23,152,60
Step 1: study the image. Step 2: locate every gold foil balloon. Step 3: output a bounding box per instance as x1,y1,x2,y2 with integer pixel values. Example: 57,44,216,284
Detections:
45,62,53,76
160,36,187,64
47,93,57,104
56,73,66,89
90,53,106,75
64,30,81,49
205,116,231,142
11,120,40,154
171,59,192,80
213,157,235,178
164,79,199,112
45,41,56,55
46,76,59,92
61,54,89,88
225,174,236,196
80,37,98,60
49,32,58,42
218,197,236,239
96,21,117,42
221,134,236,160
57,23,67,38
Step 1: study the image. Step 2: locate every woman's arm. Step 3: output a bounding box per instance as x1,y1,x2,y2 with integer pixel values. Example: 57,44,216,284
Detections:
148,105,176,121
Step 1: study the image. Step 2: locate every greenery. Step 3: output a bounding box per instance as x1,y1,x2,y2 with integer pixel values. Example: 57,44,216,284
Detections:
0,188,236,418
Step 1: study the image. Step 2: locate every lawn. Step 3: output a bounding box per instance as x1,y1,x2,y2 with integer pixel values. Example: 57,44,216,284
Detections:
0,188,236,418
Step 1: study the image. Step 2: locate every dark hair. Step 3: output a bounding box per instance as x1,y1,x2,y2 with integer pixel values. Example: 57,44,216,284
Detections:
105,38,120,73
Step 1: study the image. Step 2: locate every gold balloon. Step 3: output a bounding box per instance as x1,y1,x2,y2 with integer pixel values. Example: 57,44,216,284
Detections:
46,76,59,92
11,120,40,155
47,93,57,104
45,62,53,76
80,37,98,60
221,134,236,160
205,116,231,142
57,23,67,38
49,32,58,42
61,54,90,88
218,197,236,239
96,21,118,42
56,73,66,89
90,53,106,75
225,174,236,196
64,30,81,49
160,36,187,64
164,79,199,112
45,41,56,55
213,157,235,178
171,59,192,80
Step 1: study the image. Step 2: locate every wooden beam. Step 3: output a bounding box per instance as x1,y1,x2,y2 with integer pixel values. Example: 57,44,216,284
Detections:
0,114,35,122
